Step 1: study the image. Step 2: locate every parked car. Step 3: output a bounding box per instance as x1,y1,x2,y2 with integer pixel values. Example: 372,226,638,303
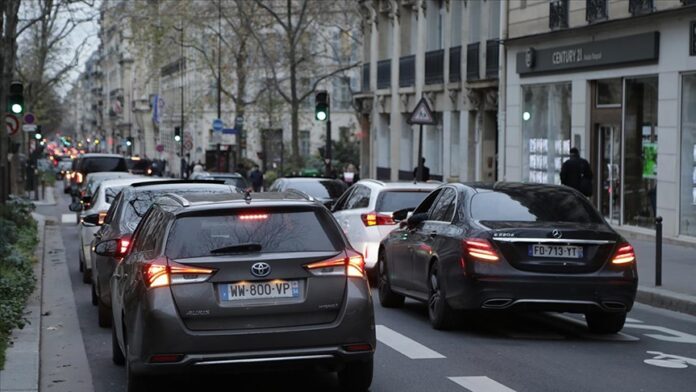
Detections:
96,191,374,392
268,177,348,208
378,182,638,332
126,157,154,175
189,171,248,189
70,154,129,196
332,180,439,276
87,180,237,328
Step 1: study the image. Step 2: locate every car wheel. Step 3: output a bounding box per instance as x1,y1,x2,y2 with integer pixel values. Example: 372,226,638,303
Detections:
428,261,458,330
338,358,373,392
82,266,91,284
98,300,112,328
78,251,84,273
91,283,98,306
585,311,626,334
112,326,125,366
377,251,404,308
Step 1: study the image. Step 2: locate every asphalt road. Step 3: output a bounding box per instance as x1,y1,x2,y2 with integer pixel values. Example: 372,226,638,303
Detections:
39,192,696,391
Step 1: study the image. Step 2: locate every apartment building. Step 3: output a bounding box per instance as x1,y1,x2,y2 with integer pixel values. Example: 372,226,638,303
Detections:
356,0,502,181
500,0,696,240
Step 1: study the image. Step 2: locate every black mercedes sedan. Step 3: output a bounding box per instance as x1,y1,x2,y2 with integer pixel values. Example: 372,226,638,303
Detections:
378,182,637,333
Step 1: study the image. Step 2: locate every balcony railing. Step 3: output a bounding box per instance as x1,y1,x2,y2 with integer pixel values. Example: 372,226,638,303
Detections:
549,0,569,30
377,59,391,90
425,49,444,85
485,40,499,80
362,63,369,92
586,0,608,23
466,43,480,81
629,0,654,15
449,46,461,82
399,55,415,87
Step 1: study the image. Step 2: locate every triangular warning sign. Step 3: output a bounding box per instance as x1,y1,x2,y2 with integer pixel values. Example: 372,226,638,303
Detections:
408,97,436,125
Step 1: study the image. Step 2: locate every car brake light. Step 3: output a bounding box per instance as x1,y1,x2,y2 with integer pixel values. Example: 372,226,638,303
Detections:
360,212,395,226
343,343,373,352
304,250,366,279
149,354,183,363
119,238,130,255
463,238,499,262
612,243,635,265
76,172,83,183
238,213,269,221
143,258,216,289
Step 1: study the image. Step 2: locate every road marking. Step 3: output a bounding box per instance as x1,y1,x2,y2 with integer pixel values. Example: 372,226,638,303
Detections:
626,317,643,323
61,214,75,224
549,313,639,341
375,325,445,359
449,376,516,392
623,324,696,344
644,351,696,369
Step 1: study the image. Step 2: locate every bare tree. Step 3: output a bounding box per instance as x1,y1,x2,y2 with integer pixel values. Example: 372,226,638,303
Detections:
244,0,360,168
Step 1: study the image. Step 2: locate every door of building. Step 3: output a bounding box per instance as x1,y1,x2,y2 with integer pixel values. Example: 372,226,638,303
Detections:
597,125,621,225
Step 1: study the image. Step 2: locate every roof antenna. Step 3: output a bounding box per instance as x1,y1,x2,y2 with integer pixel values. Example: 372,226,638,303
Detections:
244,188,252,203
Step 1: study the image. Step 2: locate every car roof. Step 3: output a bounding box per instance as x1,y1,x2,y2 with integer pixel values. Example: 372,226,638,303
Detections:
85,171,137,180
281,177,342,182
357,179,441,191
98,177,154,189
455,181,577,194
207,172,243,177
157,191,320,214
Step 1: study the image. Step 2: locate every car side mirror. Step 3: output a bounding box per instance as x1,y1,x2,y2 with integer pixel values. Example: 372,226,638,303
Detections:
94,239,119,257
406,212,428,228
69,201,83,212
392,208,415,222
82,213,101,227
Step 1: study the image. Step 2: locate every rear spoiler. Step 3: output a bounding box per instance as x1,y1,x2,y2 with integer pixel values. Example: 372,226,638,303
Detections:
130,179,225,187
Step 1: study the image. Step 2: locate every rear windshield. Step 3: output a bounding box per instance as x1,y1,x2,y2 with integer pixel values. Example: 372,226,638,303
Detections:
104,186,126,203
166,210,338,259
127,159,151,170
376,191,431,212
81,157,128,173
470,190,603,224
122,188,230,229
289,180,346,199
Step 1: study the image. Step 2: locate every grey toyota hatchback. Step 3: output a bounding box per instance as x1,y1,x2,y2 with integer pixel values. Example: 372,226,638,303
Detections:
96,192,375,392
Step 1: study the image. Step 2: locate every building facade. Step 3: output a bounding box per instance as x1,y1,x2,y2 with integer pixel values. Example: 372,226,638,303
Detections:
357,0,502,182
501,0,696,239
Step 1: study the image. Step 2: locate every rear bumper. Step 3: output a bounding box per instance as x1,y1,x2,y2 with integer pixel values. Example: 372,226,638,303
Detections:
125,278,376,375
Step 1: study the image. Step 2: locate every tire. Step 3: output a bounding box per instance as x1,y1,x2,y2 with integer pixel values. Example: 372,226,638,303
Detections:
338,359,373,392
112,326,125,366
585,311,626,334
427,261,458,330
82,266,91,284
78,250,84,272
91,283,98,306
98,300,112,328
377,251,404,308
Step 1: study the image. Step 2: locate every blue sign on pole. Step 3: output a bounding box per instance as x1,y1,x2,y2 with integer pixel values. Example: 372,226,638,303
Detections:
222,128,238,135
212,118,224,132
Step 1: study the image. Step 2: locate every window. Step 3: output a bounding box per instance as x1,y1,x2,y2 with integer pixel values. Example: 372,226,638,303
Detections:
596,79,622,107
332,187,355,211
299,130,310,157
376,191,431,212
414,188,442,215
680,73,696,236
288,180,347,200
428,188,456,222
345,185,371,209
468,0,481,43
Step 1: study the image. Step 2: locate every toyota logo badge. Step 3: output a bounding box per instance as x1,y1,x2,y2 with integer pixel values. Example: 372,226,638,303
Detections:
552,229,562,239
250,262,271,277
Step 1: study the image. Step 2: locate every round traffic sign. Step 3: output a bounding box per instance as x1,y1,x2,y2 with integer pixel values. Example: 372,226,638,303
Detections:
23,113,36,124
6,114,19,136
183,139,193,151
212,118,224,132
156,144,165,153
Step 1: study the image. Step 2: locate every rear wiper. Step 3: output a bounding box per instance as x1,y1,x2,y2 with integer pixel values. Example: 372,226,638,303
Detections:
210,243,262,254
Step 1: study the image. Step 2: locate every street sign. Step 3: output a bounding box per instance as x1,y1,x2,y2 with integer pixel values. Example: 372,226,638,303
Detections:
408,97,436,125
184,131,193,142
22,124,37,132
183,139,193,151
23,112,36,124
222,127,238,135
6,114,19,136
212,118,224,132
235,115,244,126
156,144,164,153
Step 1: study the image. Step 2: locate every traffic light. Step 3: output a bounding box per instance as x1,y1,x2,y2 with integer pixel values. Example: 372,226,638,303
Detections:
7,81,24,114
34,132,42,140
126,136,133,147
315,91,329,121
174,126,181,142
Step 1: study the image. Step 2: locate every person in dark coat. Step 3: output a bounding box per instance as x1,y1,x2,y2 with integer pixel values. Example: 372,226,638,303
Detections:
249,165,263,192
413,157,430,181
561,147,593,196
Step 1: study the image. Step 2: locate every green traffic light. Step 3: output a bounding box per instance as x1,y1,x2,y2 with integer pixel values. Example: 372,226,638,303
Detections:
11,104,23,114
34,133,42,140
174,135,181,142
316,111,327,121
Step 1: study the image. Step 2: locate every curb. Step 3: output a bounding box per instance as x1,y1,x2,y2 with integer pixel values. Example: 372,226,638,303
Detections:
0,214,45,392
636,286,696,317
32,186,57,207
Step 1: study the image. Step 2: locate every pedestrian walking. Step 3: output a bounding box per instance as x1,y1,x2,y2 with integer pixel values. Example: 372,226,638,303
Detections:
341,163,359,185
249,165,263,192
413,157,430,181
193,160,204,173
561,147,593,197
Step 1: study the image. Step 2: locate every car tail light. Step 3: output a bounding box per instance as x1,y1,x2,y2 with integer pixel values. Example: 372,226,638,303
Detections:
463,238,499,262
149,354,183,363
360,212,395,227
343,343,373,352
118,237,130,255
75,172,83,184
304,250,366,279
98,211,108,225
143,258,216,289
612,243,636,265
238,213,269,221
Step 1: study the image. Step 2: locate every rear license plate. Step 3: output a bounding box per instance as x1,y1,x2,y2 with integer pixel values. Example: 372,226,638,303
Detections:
220,280,300,301
528,245,583,259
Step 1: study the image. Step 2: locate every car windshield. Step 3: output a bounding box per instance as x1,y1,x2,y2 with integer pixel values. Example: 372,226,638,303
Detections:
166,210,338,259
470,189,604,224
376,191,431,212
288,180,346,199
81,157,127,173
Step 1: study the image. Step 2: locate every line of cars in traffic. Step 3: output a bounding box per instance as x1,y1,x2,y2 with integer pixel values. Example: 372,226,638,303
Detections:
68,153,638,391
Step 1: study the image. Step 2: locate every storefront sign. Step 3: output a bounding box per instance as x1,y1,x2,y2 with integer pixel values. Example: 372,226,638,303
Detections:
517,32,659,76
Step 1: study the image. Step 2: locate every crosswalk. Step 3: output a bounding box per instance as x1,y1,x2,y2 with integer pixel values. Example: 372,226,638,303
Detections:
449,377,517,392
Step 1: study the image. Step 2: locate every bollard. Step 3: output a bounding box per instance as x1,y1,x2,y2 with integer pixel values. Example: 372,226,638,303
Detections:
655,216,662,287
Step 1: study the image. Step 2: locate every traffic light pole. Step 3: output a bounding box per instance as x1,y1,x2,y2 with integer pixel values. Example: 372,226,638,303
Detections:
417,124,424,182
325,118,332,178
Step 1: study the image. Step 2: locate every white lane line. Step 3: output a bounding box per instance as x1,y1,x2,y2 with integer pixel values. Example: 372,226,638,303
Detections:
375,325,445,359
61,214,75,224
449,376,517,392
626,317,643,323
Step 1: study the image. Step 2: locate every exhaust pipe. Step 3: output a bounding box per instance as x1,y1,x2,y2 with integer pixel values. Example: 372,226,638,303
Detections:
482,299,513,309
601,301,627,311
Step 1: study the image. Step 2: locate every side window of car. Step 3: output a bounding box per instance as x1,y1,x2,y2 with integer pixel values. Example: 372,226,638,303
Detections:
333,187,355,211
129,209,155,255
104,192,122,224
428,188,456,222
413,189,442,215
344,185,370,210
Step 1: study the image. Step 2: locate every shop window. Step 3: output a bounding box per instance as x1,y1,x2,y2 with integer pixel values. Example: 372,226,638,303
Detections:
521,83,572,185
681,73,696,236
596,79,622,107
299,130,310,158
